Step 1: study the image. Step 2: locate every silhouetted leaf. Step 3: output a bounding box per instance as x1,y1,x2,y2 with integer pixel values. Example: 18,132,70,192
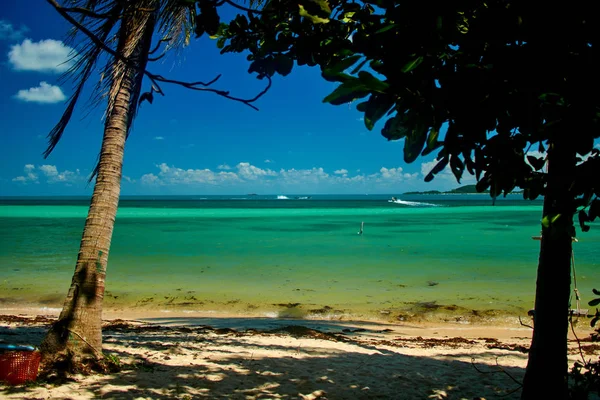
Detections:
139,91,153,107
578,210,589,231
323,79,369,105
450,155,465,183
357,71,389,92
375,24,399,34
424,157,449,182
274,55,293,76
527,155,546,171
404,121,428,163
381,113,411,141
589,199,599,221
364,94,395,131
323,55,362,75
476,176,491,193
589,298,600,307
422,124,442,156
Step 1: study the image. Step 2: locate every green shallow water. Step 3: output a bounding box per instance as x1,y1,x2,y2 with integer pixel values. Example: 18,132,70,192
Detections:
0,195,598,324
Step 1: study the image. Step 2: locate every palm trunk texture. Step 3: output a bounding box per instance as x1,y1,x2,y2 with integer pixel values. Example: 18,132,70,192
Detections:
40,3,157,371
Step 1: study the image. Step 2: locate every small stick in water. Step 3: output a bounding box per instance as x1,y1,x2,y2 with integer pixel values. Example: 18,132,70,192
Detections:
358,221,364,235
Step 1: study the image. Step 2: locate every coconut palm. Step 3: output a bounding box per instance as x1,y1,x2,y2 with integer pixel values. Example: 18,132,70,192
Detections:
40,0,196,369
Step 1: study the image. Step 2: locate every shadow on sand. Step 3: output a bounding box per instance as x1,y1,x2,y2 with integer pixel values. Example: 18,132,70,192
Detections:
0,316,527,399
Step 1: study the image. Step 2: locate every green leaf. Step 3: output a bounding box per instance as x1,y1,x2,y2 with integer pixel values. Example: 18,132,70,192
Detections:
322,71,353,83
364,94,395,131
216,36,226,49
356,101,368,112
357,71,389,92
375,24,399,34
421,124,442,156
457,11,469,34
401,56,423,73
404,121,428,163
298,4,330,24
323,55,362,74
381,113,411,141
323,79,369,105
542,213,561,228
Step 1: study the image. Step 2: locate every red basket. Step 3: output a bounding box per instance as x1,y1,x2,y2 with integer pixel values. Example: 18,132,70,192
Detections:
0,351,41,385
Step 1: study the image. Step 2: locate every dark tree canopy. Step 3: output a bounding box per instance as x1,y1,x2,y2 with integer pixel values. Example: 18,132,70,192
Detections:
192,1,600,398
213,0,599,222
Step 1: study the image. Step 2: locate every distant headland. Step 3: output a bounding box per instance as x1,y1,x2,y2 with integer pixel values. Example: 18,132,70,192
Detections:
404,184,523,195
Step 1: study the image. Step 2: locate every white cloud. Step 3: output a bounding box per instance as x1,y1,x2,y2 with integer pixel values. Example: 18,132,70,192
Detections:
236,162,277,180
39,164,58,177
15,82,66,104
217,164,231,170
142,163,241,186
9,39,75,73
154,136,164,140
12,164,81,184
379,167,418,180
137,161,481,193
0,20,28,41
140,173,159,185
279,167,329,185
264,159,274,164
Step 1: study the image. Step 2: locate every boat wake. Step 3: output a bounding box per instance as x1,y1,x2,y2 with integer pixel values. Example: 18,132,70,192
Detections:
277,195,290,200
388,199,440,207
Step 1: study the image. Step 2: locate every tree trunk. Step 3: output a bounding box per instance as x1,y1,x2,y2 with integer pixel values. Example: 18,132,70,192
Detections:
40,6,157,372
521,140,577,399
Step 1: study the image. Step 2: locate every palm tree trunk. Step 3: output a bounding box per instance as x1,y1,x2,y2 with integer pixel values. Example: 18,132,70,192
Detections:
40,5,157,371
521,139,576,399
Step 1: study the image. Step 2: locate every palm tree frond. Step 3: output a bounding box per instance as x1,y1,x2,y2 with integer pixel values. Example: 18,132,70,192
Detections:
45,0,123,158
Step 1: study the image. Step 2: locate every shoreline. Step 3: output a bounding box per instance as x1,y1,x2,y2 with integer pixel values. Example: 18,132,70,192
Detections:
1,307,594,341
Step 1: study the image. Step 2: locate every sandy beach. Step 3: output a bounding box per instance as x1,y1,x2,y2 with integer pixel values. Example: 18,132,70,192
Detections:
1,311,598,399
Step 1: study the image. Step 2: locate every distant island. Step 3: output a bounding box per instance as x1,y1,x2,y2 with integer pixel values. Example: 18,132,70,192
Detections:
404,184,523,195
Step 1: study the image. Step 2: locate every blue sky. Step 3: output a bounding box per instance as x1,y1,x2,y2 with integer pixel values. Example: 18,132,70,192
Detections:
1,3,480,196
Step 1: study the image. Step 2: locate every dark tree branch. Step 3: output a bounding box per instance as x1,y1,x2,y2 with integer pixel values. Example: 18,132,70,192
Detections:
519,316,534,330
148,53,167,62
46,0,269,110
146,72,271,111
149,37,172,55
471,356,523,387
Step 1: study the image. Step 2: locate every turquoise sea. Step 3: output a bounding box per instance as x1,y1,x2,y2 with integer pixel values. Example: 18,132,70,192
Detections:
1,194,599,324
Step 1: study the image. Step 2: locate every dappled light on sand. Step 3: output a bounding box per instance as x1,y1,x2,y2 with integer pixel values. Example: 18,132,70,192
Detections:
0,315,557,399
